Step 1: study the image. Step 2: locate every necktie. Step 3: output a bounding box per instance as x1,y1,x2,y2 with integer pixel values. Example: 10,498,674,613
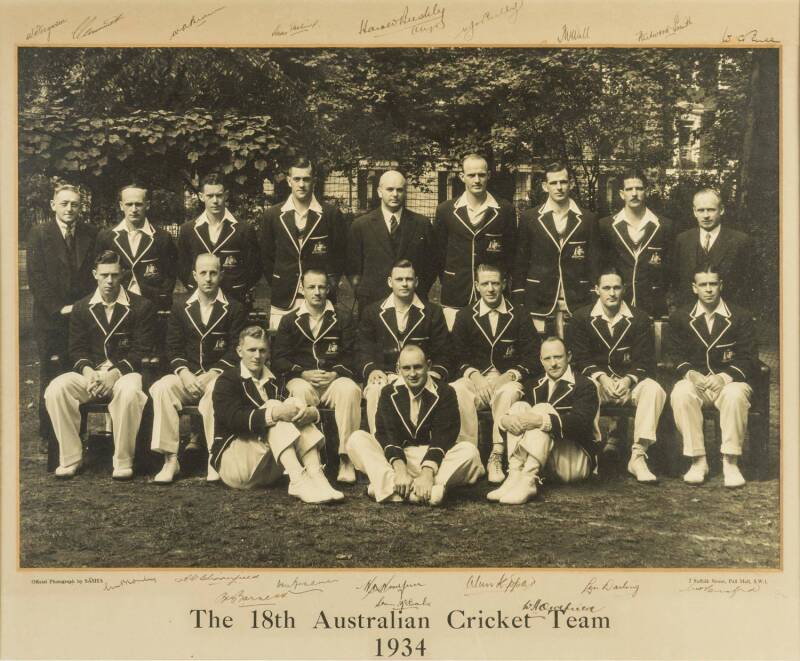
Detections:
389,215,398,236
64,225,76,266
703,232,711,255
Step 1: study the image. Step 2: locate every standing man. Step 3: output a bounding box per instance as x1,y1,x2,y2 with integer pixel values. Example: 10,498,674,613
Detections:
673,189,755,308
356,260,450,433
432,154,517,330
668,264,756,488
348,344,485,505
27,183,98,456
210,326,344,503
44,251,155,480
347,170,436,311
149,253,247,484
450,264,542,483
488,336,601,505
272,269,362,484
177,173,262,309
260,157,347,330
513,161,600,335
567,267,666,483
598,170,674,318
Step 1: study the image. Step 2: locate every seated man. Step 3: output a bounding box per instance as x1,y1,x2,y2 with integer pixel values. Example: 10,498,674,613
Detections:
356,259,450,433
149,253,247,484
209,325,343,503
450,263,542,483
272,268,362,483
348,344,484,505
489,336,600,505
45,250,155,480
567,267,666,483
668,264,756,488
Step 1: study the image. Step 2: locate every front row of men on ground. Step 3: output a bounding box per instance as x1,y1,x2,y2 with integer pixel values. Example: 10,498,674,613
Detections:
44,246,757,503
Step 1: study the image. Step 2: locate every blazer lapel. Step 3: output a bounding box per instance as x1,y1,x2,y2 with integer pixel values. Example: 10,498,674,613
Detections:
214,219,236,252
689,314,712,348
537,207,562,251
113,230,135,265
75,224,92,268
204,299,230,336
317,309,337,340
590,316,613,350
389,385,415,438
414,387,439,434
184,299,205,336
379,306,401,347
106,302,130,337
299,210,323,253
549,379,573,406
532,378,548,405
279,209,301,254
48,222,69,267
89,301,111,335
452,205,475,235
193,222,214,253
294,313,315,343
404,305,425,340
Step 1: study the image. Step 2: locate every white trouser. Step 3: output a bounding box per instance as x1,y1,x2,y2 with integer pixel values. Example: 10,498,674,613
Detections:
592,376,666,446
218,421,324,490
286,376,362,455
148,372,218,454
451,375,523,448
442,306,461,332
348,430,485,502
670,378,752,457
363,373,401,434
532,299,569,336
45,371,147,470
269,300,302,331
504,401,592,483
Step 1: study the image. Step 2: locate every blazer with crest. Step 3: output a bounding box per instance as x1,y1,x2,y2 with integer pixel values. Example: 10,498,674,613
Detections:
666,300,757,382
209,365,281,471
432,197,517,308
96,224,177,311
512,201,600,318
450,299,542,388
598,211,674,317
69,290,156,375
356,298,450,382
346,207,436,308
527,372,601,467
567,303,655,383
272,306,356,380
375,380,461,468
672,226,756,308
259,201,347,310
177,216,262,304
166,295,247,376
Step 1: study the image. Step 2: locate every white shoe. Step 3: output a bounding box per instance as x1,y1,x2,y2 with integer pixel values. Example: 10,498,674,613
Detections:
206,462,220,482
55,460,82,479
487,451,505,484
311,467,345,501
367,484,404,503
336,457,357,484
499,470,539,505
487,470,520,502
683,458,709,485
628,449,658,484
153,454,180,484
723,459,746,488
112,467,134,481
288,469,332,504
429,484,445,507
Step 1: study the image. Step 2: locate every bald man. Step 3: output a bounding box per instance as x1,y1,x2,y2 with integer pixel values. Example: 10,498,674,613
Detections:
347,170,436,312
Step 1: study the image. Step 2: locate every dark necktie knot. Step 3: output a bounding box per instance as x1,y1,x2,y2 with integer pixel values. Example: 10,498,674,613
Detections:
389,215,399,235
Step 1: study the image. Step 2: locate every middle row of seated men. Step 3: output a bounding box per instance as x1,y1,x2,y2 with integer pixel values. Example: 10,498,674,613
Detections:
45,247,758,503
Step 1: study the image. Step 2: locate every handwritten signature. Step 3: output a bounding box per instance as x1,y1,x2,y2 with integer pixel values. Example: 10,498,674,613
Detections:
275,576,338,592
72,14,125,40
636,14,692,42
357,576,425,605
681,583,761,598
174,572,260,586
273,19,319,37
557,24,590,44
581,577,640,598
375,595,431,612
359,4,446,38
721,27,779,43
170,7,226,40
103,577,157,592
454,0,524,42
464,573,535,595
26,19,66,42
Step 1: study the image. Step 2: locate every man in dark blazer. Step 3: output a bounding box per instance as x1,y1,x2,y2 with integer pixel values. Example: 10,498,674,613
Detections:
598,170,674,318
450,263,542,483
272,269,361,484
667,264,756,488
513,161,600,335
177,173,262,309
44,251,155,480
356,260,450,433
348,344,484,505
673,188,755,308
432,154,517,329
148,253,247,484
347,170,435,311
568,267,666,483
27,183,98,453
488,336,600,505
260,157,347,329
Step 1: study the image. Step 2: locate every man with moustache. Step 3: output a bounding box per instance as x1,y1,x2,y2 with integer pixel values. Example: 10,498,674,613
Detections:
347,170,436,311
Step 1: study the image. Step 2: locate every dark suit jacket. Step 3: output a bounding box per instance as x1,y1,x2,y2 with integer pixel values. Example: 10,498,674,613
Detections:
272,305,356,380
356,297,450,382
259,200,347,310
673,226,755,308
432,197,517,308
527,371,600,468
450,299,542,389
347,207,435,307
69,290,156,375
177,216,262,304
666,300,757,383
567,303,655,382
166,295,247,375
96,224,177,311
375,380,461,469
598,211,674,317
513,202,600,317
209,365,281,471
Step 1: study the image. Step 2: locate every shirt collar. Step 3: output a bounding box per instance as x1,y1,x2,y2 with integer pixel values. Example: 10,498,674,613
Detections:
89,286,130,307
381,205,403,223
479,298,508,316
239,361,276,385
454,191,500,211
548,365,576,387
590,299,634,321
282,195,323,215
700,225,722,241
381,294,425,310
113,218,155,235
405,376,438,400
55,218,76,235
186,288,228,305
613,207,660,227
544,197,581,216
296,300,335,317
691,298,731,319
195,208,238,225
